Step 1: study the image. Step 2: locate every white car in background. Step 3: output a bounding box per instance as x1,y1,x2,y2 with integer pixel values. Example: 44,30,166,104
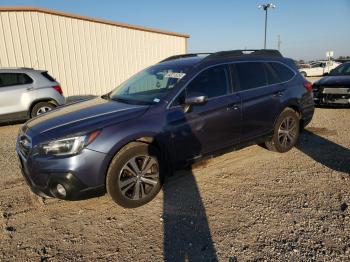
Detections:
0,68,65,123
299,61,341,77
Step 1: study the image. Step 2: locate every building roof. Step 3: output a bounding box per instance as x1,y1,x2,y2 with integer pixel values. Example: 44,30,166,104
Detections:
0,6,190,38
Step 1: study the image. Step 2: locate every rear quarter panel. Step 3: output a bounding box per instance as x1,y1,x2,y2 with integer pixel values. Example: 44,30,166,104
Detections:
280,75,314,123
25,87,65,111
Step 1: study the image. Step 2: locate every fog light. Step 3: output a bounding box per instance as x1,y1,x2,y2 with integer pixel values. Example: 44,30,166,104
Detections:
56,184,67,197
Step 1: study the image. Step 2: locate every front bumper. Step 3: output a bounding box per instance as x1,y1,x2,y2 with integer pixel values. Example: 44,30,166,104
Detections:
16,142,107,200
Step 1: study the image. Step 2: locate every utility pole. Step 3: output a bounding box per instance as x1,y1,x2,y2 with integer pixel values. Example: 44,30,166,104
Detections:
258,3,276,49
277,34,281,51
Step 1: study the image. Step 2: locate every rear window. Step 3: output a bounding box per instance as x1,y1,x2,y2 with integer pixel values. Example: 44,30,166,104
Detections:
41,71,56,82
268,62,295,82
0,73,33,87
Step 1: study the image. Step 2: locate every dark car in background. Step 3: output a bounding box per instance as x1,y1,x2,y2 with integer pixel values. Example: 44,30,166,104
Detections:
16,49,314,208
313,61,350,106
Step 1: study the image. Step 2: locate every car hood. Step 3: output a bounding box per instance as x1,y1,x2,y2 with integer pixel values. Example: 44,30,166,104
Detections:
315,75,350,86
25,97,149,138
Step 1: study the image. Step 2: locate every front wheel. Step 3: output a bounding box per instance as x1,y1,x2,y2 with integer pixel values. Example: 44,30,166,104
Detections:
265,108,300,153
300,71,307,77
106,142,164,208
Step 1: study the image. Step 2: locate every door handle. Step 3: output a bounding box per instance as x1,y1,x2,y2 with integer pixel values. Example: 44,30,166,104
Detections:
227,103,240,111
26,87,34,91
272,91,284,97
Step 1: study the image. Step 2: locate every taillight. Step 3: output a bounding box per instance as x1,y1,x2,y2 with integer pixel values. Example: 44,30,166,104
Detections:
52,85,63,95
303,82,312,92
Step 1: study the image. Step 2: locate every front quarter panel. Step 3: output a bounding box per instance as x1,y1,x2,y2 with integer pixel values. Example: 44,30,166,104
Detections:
86,106,170,177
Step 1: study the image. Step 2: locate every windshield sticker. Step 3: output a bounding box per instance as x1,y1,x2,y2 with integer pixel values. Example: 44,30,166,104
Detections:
153,98,161,103
164,72,186,79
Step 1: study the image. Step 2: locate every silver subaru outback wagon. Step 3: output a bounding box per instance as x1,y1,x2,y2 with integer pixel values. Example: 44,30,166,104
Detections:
0,68,65,123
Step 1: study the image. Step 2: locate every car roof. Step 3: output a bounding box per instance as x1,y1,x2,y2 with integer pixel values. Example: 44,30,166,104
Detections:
0,68,46,73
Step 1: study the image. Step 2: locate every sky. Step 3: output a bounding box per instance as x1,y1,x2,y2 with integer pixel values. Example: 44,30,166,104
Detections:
0,0,349,61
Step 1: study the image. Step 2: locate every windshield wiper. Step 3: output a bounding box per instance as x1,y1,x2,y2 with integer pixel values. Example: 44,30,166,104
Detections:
111,97,153,105
111,97,134,104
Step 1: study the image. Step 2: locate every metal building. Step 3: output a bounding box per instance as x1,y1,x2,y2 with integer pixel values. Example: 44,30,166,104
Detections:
0,7,189,97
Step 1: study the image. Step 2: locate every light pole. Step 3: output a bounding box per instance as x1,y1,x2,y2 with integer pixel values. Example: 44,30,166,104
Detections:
258,3,276,49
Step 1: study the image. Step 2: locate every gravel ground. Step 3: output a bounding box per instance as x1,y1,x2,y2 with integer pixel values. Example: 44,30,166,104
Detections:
0,104,349,261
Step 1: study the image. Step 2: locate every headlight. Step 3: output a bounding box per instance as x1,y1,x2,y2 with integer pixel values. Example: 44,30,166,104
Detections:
40,131,100,156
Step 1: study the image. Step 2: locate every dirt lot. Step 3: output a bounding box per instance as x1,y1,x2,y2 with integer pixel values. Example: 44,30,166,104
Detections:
0,105,349,261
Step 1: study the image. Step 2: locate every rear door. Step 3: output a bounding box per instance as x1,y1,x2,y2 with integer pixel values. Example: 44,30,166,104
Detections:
0,73,33,118
232,61,286,140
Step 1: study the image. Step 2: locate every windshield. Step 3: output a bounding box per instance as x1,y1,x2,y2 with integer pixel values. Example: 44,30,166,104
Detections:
329,63,350,76
109,64,189,104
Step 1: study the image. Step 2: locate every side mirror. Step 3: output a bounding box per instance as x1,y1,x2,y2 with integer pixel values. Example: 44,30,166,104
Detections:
323,72,329,76
184,92,208,112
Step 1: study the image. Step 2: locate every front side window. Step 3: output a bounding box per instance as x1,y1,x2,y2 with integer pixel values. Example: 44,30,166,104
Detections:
0,73,33,88
109,64,189,105
235,62,267,91
186,65,230,98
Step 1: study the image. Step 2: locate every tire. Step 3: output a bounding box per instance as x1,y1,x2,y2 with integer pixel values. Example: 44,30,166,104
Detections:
106,142,164,208
300,71,307,77
265,108,300,153
31,102,55,117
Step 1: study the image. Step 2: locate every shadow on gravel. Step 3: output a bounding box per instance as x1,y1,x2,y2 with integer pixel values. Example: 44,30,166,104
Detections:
163,170,218,261
315,104,350,109
0,120,25,127
297,130,350,174
161,106,218,261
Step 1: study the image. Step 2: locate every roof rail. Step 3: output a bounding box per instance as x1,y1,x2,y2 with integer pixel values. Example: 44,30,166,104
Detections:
203,49,282,62
159,49,282,64
160,53,212,63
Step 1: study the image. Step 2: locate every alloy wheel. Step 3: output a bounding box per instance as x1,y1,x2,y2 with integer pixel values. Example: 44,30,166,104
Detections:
119,155,159,201
277,116,297,149
36,106,52,115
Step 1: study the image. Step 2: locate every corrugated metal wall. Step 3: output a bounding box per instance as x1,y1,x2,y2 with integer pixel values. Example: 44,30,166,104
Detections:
0,10,188,97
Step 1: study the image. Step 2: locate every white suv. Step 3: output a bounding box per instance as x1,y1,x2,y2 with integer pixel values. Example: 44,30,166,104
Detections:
299,61,341,77
0,68,65,123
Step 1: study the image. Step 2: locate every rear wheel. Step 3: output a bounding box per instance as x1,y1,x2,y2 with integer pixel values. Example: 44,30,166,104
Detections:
265,108,300,153
106,142,164,208
300,71,307,77
31,102,55,117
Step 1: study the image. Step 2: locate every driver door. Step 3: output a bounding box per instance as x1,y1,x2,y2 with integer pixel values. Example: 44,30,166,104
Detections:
166,65,241,163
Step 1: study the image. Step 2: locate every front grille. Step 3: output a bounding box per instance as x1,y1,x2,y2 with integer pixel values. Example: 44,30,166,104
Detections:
321,86,350,95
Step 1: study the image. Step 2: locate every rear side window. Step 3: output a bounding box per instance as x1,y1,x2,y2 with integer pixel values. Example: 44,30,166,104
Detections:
41,71,56,82
0,73,33,87
268,62,295,82
235,62,267,91
186,65,230,98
